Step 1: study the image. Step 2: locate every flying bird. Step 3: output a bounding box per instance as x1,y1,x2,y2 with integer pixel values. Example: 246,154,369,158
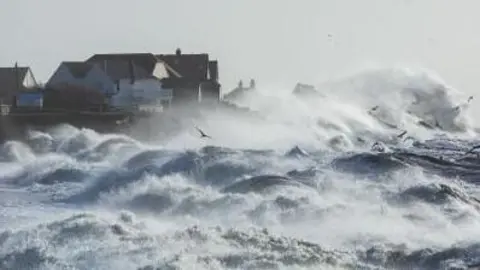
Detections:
397,130,407,138
195,126,212,139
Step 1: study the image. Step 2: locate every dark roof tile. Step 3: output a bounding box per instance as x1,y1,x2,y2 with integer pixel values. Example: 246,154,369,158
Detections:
87,53,158,75
96,60,150,81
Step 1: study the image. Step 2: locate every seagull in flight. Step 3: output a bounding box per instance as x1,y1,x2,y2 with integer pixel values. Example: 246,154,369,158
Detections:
397,130,407,139
195,126,212,139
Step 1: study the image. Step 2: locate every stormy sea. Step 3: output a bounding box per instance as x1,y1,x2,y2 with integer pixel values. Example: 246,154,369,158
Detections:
2,67,480,270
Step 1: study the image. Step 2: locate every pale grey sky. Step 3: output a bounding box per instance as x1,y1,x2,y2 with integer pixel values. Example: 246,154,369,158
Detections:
1,0,480,95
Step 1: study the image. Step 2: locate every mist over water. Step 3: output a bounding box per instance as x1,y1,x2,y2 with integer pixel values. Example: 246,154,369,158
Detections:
2,67,480,269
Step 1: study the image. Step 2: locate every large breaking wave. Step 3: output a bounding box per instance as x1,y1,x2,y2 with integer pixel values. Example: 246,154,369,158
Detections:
1,67,480,269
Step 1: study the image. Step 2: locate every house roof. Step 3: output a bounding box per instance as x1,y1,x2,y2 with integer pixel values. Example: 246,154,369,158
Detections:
62,62,95,79
62,58,152,82
86,53,159,75
156,53,209,81
0,67,30,98
292,83,324,98
96,60,150,81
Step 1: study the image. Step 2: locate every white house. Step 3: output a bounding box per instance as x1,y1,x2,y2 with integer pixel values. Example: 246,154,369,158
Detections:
47,53,175,111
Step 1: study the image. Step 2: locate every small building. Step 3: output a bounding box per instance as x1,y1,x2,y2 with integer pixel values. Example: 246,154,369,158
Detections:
224,78,256,101
157,48,221,105
292,83,324,99
0,65,38,112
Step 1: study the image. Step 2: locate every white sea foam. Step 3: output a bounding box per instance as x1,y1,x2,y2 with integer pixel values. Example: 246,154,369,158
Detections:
1,67,480,269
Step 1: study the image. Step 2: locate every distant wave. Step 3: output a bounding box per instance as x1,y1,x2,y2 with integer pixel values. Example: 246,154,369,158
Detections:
226,67,476,150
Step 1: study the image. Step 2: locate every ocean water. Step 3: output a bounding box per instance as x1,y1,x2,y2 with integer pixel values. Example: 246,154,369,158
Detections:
1,67,480,270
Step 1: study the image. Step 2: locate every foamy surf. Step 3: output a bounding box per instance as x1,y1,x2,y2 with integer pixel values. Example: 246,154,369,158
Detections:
1,67,480,269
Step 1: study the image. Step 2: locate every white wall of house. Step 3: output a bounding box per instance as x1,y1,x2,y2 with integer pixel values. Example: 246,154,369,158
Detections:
152,62,170,80
110,78,172,109
22,68,37,88
110,80,135,108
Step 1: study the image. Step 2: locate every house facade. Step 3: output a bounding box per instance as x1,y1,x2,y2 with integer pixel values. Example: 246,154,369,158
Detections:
47,55,174,111
110,77,173,111
86,54,173,110
157,48,221,105
44,49,221,112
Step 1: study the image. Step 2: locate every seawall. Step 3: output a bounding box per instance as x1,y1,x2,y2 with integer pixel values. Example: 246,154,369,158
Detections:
0,101,260,144
0,112,130,143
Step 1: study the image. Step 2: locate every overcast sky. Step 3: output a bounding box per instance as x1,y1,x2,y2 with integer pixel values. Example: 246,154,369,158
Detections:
1,0,480,95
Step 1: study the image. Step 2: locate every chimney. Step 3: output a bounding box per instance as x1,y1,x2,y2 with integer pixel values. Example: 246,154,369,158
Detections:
14,62,19,92
176,48,182,56
128,60,135,84
249,79,256,89
103,60,107,73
